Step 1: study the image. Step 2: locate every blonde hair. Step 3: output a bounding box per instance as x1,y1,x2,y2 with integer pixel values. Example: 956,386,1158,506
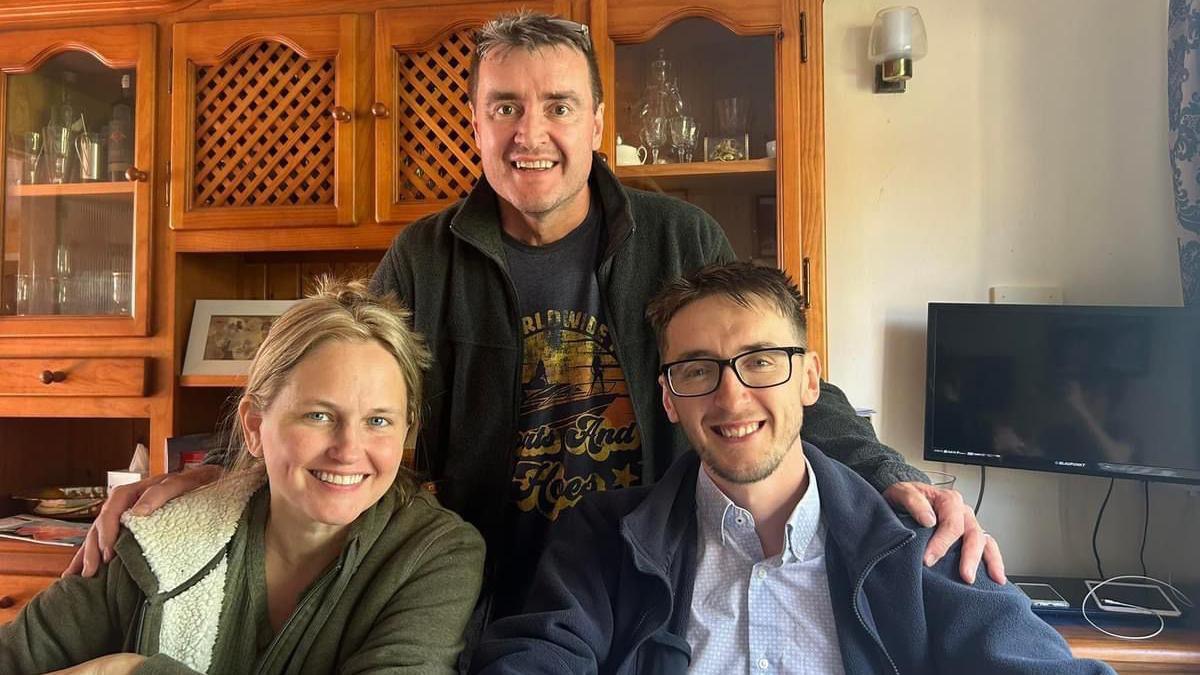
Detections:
226,278,432,502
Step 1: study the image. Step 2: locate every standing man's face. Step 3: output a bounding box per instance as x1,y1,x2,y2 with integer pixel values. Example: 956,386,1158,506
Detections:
471,45,603,231
659,295,821,485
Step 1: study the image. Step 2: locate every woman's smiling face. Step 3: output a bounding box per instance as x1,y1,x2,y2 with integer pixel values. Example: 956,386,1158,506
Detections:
241,339,409,532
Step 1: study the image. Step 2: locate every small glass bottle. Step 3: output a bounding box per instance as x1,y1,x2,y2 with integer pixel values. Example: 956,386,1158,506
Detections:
108,74,133,181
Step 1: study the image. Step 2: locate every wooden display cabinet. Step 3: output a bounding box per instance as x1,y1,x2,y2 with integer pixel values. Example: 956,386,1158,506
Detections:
0,23,156,337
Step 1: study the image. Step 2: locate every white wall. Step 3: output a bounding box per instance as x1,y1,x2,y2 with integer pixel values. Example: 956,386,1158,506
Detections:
824,0,1199,583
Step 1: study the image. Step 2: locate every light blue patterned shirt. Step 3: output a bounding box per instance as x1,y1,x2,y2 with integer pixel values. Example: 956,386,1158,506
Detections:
686,462,845,675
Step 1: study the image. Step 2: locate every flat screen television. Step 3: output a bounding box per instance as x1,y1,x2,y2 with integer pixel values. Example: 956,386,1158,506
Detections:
924,303,1200,485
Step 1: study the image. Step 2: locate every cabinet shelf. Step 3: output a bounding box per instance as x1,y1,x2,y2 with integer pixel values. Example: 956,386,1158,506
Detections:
8,182,135,198
179,374,245,388
617,157,776,194
615,157,775,180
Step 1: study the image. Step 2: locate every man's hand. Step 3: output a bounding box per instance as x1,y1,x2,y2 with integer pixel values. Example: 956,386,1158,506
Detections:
882,481,1006,585
47,652,145,675
63,465,223,578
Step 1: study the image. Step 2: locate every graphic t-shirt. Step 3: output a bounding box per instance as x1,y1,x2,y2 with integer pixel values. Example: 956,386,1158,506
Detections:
495,200,643,616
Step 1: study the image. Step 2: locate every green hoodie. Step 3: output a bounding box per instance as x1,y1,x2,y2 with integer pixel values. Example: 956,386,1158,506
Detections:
0,471,484,674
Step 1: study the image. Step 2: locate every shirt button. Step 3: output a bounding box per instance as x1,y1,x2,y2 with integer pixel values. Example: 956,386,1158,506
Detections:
756,568,767,579
735,517,745,525
758,657,770,670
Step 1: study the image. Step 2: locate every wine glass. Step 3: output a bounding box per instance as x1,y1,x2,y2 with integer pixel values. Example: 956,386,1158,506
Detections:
43,122,71,184
640,116,668,164
669,116,698,163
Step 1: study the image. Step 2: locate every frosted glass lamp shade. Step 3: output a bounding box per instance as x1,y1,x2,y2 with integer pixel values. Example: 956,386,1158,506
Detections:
868,7,928,64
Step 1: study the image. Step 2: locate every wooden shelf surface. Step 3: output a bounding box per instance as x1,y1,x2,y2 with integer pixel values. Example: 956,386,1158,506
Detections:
179,374,246,388
615,157,775,180
8,181,135,198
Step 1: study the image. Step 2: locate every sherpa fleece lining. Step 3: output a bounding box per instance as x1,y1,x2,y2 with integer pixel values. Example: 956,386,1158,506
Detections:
122,470,265,672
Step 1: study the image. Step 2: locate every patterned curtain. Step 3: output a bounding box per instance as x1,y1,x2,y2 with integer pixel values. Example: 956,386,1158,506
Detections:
1170,0,1200,306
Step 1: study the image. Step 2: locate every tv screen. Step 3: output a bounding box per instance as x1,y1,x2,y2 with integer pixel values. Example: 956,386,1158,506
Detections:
924,303,1200,485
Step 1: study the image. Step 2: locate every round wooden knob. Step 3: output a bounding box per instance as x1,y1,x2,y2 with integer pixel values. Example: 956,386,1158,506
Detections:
40,370,67,385
370,102,390,118
330,106,352,123
124,167,147,182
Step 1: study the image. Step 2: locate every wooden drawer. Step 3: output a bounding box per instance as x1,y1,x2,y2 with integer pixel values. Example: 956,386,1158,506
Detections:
0,358,148,397
0,574,57,625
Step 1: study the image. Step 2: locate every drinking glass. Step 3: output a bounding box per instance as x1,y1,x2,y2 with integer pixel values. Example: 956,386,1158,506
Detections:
640,116,668,164
111,271,131,315
44,122,71,184
22,132,42,184
669,116,698,163
715,97,749,136
14,273,32,315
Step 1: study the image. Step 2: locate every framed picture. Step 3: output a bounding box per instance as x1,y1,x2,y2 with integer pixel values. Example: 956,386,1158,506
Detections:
182,299,298,376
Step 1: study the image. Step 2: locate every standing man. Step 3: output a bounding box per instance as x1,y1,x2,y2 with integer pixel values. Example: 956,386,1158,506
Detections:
73,11,1001,622
366,11,1001,618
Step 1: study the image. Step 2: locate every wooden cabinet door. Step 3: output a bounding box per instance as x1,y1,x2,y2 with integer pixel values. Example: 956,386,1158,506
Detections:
373,0,569,225
170,15,357,231
593,0,827,362
0,24,155,337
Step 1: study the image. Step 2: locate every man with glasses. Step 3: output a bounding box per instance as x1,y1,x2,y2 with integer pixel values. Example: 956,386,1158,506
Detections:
471,263,1111,675
75,9,1000,626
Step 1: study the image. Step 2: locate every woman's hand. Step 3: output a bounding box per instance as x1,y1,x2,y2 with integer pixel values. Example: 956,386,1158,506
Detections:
46,653,146,675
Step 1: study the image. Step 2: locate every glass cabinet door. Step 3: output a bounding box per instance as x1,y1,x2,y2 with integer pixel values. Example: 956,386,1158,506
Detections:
0,25,154,336
609,16,778,266
595,0,826,359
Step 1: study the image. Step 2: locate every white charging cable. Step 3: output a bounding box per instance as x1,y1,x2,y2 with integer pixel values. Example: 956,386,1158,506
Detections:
1081,575,1195,640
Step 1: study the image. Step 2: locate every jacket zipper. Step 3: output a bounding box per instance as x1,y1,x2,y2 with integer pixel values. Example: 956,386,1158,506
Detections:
253,559,343,674
851,535,914,675
449,223,526,597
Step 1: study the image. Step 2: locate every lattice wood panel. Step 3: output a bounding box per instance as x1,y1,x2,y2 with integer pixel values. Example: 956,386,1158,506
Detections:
394,29,480,201
192,41,336,209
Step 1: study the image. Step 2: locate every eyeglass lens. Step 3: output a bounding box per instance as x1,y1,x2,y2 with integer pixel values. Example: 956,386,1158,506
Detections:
667,348,794,396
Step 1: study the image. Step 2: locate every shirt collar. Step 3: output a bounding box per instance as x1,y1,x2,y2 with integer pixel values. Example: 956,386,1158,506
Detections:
694,457,824,562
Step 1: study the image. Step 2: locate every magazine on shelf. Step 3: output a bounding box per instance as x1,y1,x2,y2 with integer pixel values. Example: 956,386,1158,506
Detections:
0,514,90,547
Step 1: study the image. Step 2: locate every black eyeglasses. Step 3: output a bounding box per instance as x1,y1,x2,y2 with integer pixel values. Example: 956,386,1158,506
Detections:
548,18,592,48
660,346,808,397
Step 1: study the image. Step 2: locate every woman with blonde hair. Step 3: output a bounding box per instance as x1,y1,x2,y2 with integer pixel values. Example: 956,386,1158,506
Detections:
0,280,485,674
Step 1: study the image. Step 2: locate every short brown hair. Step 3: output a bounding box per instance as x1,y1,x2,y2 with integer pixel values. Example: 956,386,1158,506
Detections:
469,10,603,110
645,262,808,354
227,278,432,502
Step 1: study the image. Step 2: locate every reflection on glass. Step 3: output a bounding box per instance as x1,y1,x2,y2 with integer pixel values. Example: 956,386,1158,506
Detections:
2,51,137,319
22,132,42,184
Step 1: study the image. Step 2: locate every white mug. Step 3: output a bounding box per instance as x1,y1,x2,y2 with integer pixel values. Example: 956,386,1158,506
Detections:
615,136,648,166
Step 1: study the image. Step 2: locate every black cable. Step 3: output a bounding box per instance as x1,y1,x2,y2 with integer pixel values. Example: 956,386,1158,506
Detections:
1092,478,1115,579
1140,481,1150,577
974,466,986,516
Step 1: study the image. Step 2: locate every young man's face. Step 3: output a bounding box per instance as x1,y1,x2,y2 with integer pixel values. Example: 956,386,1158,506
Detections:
471,44,603,224
659,295,820,484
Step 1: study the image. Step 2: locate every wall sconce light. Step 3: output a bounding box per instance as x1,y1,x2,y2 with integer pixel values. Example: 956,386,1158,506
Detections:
868,6,928,94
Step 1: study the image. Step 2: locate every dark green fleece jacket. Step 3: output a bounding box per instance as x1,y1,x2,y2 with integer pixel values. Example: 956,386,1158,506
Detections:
369,153,926,558
0,471,484,674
